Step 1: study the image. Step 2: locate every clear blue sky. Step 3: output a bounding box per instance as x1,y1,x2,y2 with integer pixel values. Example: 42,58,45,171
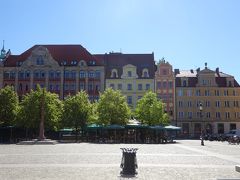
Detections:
1,0,240,81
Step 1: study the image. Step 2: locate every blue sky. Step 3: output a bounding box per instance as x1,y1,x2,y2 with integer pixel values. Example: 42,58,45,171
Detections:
1,0,240,81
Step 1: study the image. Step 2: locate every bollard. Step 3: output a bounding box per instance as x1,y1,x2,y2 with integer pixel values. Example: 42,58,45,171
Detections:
120,148,138,176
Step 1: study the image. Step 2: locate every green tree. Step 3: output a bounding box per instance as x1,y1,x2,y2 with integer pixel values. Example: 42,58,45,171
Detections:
97,88,131,125
0,86,19,126
135,91,169,126
62,91,91,141
18,86,63,132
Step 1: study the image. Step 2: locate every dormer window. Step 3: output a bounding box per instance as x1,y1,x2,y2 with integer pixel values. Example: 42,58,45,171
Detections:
128,71,132,77
142,68,149,78
111,69,118,78
79,60,86,66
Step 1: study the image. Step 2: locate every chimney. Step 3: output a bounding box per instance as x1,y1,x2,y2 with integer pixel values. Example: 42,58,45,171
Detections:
174,69,180,75
196,68,200,73
190,69,194,73
216,67,220,77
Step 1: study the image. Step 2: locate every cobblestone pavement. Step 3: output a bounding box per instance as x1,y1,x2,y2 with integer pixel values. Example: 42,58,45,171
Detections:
0,140,240,180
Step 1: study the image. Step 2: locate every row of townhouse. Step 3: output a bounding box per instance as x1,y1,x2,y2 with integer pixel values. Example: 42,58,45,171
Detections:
0,44,240,137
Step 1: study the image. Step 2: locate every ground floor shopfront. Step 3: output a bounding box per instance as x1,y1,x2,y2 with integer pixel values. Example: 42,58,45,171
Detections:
177,120,240,138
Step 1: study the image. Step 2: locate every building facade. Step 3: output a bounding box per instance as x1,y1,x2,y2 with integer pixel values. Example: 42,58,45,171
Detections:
175,64,240,138
0,45,105,101
155,58,175,122
96,52,156,108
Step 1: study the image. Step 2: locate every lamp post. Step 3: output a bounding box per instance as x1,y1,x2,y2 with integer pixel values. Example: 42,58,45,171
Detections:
39,88,46,141
199,102,204,146
61,61,66,100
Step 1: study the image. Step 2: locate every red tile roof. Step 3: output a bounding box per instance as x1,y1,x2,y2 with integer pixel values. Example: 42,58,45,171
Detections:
4,45,101,66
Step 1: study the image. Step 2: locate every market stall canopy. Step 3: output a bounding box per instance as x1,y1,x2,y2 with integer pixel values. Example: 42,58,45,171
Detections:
164,125,181,131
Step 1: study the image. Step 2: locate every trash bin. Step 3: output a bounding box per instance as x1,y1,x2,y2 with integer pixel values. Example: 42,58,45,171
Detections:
120,148,138,176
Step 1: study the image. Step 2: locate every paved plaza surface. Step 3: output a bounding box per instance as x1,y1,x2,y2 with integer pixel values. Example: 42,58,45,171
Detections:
0,140,240,180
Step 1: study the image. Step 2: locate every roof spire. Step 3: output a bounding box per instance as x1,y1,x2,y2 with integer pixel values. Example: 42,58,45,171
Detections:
0,40,6,60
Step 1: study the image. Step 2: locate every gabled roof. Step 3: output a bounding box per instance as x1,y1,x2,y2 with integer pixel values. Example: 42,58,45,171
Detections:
4,45,101,67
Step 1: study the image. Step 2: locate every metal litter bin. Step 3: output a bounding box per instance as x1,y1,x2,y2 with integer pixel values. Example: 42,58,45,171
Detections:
120,148,138,176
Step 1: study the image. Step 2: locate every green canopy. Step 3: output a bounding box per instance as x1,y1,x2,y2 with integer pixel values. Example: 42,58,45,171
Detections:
164,125,181,131
87,124,103,130
104,124,125,129
125,124,149,129
149,125,165,130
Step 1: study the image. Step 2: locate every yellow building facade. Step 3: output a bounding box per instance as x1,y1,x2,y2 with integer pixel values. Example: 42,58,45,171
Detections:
96,53,155,108
175,64,240,137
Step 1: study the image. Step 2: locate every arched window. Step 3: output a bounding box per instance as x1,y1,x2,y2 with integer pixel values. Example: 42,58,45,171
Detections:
111,69,118,78
142,68,149,78
25,70,30,78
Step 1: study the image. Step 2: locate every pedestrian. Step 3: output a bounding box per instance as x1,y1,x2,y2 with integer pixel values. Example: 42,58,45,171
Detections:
200,130,204,146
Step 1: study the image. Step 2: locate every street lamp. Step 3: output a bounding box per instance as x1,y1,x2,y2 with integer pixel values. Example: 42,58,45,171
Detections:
199,102,204,146
61,61,66,100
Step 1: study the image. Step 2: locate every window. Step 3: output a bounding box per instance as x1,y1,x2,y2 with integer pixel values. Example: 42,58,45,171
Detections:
25,71,30,78
215,101,220,107
188,112,192,119
224,101,230,107
55,84,60,91
217,123,224,134
224,90,228,96
205,101,210,107
178,89,183,96
127,96,132,104
95,84,100,91
56,71,61,78
64,71,70,78
118,84,122,90
49,84,54,91
187,101,192,107
205,90,210,96
234,101,239,107
19,83,22,91
142,69,149,77
19,71,25,79
110,84,115,89
178,112,184,118
225,112,230,119
182,80,187,87
162,69,168,75
127,84,132,90
111,69,118,78
146,84,150,90
88,71,95,78
95,71,101,78
80,71,85,78
230,124,236,130
138,84,142,90
216,112,221,118
80,82,85,90
41,71,45,78
128,71,132,77
215,90,220,96
163,82,167,88
4,72,10,79
169,81,173,88
187,90,192,96
206,112,211,118
196,89,201,96
34,71,40,79
25,84,29,91
49,71,55,79
70,84,76,91
178,101,183,107
157,82,161,89
64,84,69,90
88,83,94,91
36,56,44,65
10,72,15,79
233,90,236,96
71,71,76,79
138,96,142,100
